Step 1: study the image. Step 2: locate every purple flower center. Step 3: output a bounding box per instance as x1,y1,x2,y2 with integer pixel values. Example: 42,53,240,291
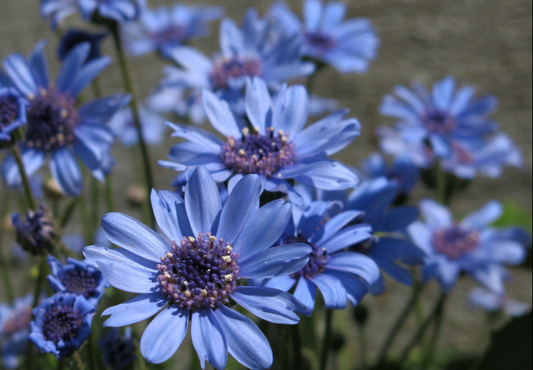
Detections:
152,25,185,44
61,267,99,299
1,307,32,336
221,127,297,178
432,224,480,260
211,56,263,89
42,305,82,344
423,111,457,134
0,95,21,128
287,236,329,280
305,32,336,52
156,233,239,310
25,88,78,151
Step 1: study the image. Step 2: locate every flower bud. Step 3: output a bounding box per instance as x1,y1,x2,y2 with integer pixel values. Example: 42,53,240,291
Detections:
12,205,56,255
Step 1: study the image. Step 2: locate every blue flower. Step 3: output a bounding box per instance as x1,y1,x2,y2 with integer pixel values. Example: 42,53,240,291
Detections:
99,328,137,370
468,287,530,317
58,29,107,63
1,41,129,196
0,86,28,142
270,0,380,73
108,105,166,147
0,294,33,369
409,200,530,293
47,255,109,306
309,95,339,117
160,77,359,205
254,200,379,315
12,205,56,255
29,293,95,359
360,152,419,196
41,0,80,29
83,167,311,368
123,4,223,57
162,9,315,123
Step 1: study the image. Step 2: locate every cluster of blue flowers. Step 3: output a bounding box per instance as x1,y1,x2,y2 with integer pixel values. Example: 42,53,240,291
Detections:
0,0,530,369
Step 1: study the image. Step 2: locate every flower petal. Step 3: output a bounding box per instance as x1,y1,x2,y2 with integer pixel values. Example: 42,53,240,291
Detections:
419,199,453,230
185,166,222,236
293,277,316,316
150,189,184,242
50,147,82,197
310,272,348,310
461,201,502,230
203,89,241,138
326,252,380,285
102,292,168,327
191,309,228,370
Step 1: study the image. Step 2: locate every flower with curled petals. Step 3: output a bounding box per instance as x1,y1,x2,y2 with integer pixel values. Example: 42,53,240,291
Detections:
83,167,311,368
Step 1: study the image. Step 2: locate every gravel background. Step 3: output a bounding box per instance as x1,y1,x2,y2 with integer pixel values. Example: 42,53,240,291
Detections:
1,0,531,367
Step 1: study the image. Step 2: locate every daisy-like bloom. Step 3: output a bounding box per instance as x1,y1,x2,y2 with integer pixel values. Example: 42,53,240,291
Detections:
0,295,33,369
161,77,360,204
12,205,57,255
1,42,129,196
99,328,137,370
0,87,28,142
57,29,107,63
254,200,380,315
29,293,95,359
409,200,530,293
47,256,109,306
468,287,530,317
41,0,80,29
83,167,312,368
270,0,380,74
162,9,315,123
108,105,166,147
123,4,224,57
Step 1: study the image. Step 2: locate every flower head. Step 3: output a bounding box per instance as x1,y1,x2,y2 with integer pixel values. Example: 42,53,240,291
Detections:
83,167,311,368
360,153,419,197
468,287,530,317
1,41,129,196
58,29,107,63
0,87,28,142
254,200,379,315
108,105,166,147
0,295,33,369
99,328,137,370
270,0,380,73
123,4,223,57
29,293,95,359
47,256,109,305
160,77,359,205
12,205,56,255
409,200,530,293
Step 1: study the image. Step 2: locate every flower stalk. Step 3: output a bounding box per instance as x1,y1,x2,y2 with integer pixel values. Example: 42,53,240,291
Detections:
10,145,36,211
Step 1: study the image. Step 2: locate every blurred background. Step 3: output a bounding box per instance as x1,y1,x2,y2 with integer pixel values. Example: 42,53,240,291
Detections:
1,0,531,367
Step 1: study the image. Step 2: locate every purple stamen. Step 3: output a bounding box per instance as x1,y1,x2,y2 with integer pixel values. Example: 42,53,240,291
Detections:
61,268,99,299
287,236,329,280
0,95,20,128
42,305,82,344
1,307,32,336
305,32,336,52
211,57,263,89
432,224,480,260
422,111,457,134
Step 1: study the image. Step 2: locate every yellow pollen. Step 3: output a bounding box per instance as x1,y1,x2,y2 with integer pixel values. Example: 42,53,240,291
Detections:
222,256,231,263
278,129,284,136
166,252,173,259
60,109,68,118
184,291,191,298
39,88,47,96
238,149,246,157
201,289,208,297
225,245,233,253
56,133,65,142
164,272,171,280
209,235,216,242
188,236,195,243
254,126,260,133
224,274,233,282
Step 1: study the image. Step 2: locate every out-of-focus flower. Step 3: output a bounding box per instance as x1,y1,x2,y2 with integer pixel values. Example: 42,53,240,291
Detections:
161,77,359,205
409,200,530,293
145,86,189,119
1,42,129,196
57,29,107,63
29,293,95,359
12,205,56,255
99,328,137,370
123,4,223,57
309,95,339,117
83,167,310,368
47,255,109,306
270,0,379,73
468,287,530,317
360,153,419,196
254,200,379,315
0,295,33,369
0,87,28,142
41,0,80,29
162,9,315,123
108,106,166,147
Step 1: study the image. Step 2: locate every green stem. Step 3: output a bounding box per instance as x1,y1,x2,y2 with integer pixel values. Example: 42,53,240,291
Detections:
357,321,368,370
73,351,85,370
319,309,334,370
292,325,303,370
59,198,79,229
105,175,114,213
399,292,447,365
421,293,447,368
375,280,424,366
79,186,92,245
26,256,48,370
87,334,97,370
0,247,14,304
109,22,154,228
436,158,447,205
90,177,100,238
10,146,36,210
92,79,103,99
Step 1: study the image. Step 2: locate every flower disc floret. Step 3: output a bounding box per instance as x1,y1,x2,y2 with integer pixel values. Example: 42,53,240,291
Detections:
210,57,263,89
0,95,21,128
221,127,296,178
422,111,457,135
42,305,82,344
305,32,336,53
287,237,329,280
1,307,32,337
156,233,239,310
431,224,479,260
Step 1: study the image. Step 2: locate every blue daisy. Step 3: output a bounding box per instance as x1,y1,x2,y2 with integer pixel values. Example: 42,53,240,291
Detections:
0,87,28,142
0,294,33,369
122,3,223,57
57,29,108,63
468,287,530,317
1,41,129,196
83,167,312,368
29,293,95,360
409,199,530,293
160,77,360,204
254,200,380,315
99,328,137,370
270,0,380,73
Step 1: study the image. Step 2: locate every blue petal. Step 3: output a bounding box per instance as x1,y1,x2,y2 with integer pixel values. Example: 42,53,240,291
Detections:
407,221,433,255
310,273,348,310
217,175,261,244
69,56,111,97
78,94,131,124
232,200,291,261
50,147,82,197
239,243,312,279
29,40,49,88
378,206,420,232
326,252,380,285
297,201,329,238
293,277,317,316
291,162,358,190
102,292,167,327
372,256,413,286
2,148,45,187
318,224,373,254
230,286,302,324
56,43,90,94
304,0,322,32
324,269,369,305
461,201,502,230
141,304,189,364
213,305,273,370
419,199,453,230
260,275,297,292
272,85,308,136
2,53,38,96
245,78,271,133
432,76,455,112
185,166,222,235
372,237,426,265
219,18,244,56
150,190,184,242
101,212,170,263
311,210,361,245
321,2,345,31
203,89,241,138
191,309,228,370
470,265,505,295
